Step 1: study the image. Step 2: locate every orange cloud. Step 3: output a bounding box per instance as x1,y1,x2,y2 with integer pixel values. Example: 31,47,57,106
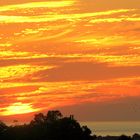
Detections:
0,0,140,120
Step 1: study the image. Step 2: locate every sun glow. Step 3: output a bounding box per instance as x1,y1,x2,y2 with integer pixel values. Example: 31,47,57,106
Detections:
1,102,39,116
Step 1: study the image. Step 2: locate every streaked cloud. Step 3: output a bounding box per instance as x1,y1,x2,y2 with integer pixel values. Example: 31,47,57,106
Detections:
0,43,12,47
0,65,55,81
75,36,140,46
90,17,140,23
0,9,137,23
0,1,75,12
0,0,139,120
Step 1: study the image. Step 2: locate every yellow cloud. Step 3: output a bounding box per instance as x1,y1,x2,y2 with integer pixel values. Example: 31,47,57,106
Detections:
0,65,54,81
0,1,75,12
90,17,140,23
0,9,136,23
75,36,140,46
0,102,39,116
0,43,12,47
0,51,29,58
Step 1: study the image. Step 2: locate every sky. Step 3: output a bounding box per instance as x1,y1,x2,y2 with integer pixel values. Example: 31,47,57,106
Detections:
0,0,140,123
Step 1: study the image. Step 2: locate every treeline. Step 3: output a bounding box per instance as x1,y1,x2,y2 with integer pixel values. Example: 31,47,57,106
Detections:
0,110,140,140
0,110,93,140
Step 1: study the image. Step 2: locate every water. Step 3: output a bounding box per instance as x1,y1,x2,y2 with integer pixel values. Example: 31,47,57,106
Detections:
81,121,140,136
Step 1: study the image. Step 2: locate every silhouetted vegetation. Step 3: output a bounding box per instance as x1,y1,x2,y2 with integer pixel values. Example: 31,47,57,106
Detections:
0,110,139,140
0,110,93,140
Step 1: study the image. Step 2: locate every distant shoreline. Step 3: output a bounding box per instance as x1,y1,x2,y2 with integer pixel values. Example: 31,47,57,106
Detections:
81,121,140,136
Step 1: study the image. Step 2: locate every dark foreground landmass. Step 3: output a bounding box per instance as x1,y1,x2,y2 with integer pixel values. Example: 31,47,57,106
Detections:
0,110,140,140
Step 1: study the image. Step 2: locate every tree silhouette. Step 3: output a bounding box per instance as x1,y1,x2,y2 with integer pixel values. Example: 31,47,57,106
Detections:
30,113,46,125
29,110,93,140
46,110,63,122
119,135,131,140
0,121,7,132
0,110,136,140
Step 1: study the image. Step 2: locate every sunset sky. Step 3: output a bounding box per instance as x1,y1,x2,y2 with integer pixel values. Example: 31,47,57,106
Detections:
0,0,140,123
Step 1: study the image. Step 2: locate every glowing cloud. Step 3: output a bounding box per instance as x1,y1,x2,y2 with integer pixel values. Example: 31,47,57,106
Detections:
0,102,39,116
0,9,136,23
0,1,75,12
0,0,140,120
0,65,54,81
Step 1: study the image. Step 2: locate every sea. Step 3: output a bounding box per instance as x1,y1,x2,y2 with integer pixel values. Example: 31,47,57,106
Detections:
81,121,140,136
